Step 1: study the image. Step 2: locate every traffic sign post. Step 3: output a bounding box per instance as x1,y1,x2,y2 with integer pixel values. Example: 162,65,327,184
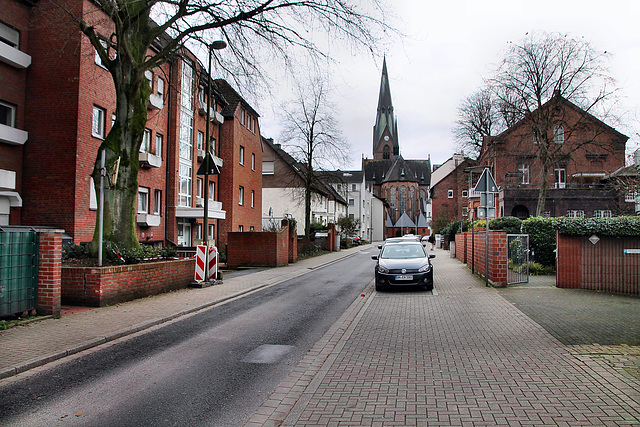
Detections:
473,168,499,287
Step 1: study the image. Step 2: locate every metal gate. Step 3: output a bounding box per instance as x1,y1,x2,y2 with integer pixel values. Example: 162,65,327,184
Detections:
507,234,529,285
0,229,39,316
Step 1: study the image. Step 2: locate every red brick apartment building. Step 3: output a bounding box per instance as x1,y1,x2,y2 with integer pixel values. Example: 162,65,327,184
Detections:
0,0,261,248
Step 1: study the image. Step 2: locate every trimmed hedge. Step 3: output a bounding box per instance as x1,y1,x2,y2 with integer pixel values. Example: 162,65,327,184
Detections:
553,216,640,237
522,217,556,267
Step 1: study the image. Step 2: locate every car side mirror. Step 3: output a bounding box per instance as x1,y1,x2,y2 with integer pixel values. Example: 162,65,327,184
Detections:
429,254,436,259
377,245,382,249
371,255,378,260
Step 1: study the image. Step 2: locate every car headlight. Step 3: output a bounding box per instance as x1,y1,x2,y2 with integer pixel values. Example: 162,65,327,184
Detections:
418,264,431,273
378,265,390,273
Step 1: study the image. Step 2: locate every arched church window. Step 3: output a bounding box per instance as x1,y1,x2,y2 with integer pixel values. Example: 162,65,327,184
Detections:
383,145,390,159
399,186,406,213
410,187,415,214
390,186,396,209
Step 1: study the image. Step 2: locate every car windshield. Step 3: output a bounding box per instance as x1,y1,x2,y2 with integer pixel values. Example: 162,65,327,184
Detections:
380,244,426,259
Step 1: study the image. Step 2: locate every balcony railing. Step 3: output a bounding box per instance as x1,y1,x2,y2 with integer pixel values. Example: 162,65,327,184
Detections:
0,123,28,145
147,93,163,110
0,42,31,69
136,213,161,227
139,152,162,168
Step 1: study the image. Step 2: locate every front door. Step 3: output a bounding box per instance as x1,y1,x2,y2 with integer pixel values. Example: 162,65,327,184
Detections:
178,220,192,247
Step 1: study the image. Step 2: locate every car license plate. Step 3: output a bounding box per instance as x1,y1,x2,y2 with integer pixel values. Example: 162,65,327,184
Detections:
395,275,413,280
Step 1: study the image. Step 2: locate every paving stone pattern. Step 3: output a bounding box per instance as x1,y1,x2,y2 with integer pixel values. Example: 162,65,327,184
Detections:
249,251,640,426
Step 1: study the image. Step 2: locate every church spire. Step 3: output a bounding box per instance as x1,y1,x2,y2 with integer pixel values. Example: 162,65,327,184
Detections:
373,57,399,160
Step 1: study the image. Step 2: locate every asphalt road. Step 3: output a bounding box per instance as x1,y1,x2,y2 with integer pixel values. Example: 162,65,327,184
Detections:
0,249,377,426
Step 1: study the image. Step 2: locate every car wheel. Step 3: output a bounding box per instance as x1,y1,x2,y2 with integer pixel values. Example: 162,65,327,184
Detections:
375,282,385,292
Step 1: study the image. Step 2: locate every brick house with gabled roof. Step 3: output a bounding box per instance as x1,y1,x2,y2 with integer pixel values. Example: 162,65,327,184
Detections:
477,93,628,219
261,137,347,234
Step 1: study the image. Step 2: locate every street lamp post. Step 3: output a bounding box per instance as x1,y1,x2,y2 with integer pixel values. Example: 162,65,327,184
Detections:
203,39,226,283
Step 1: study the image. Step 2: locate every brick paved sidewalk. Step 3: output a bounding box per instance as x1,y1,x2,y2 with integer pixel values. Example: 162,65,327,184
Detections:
0,245,368,380
247,249,640,426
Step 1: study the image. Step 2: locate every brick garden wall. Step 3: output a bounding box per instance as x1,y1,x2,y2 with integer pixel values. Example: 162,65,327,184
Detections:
62,258,195,307
227,226,289,268
557,233,640,296
455,230,507,287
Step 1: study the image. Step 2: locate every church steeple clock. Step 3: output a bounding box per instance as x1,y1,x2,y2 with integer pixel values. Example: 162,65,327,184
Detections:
372,57,399,160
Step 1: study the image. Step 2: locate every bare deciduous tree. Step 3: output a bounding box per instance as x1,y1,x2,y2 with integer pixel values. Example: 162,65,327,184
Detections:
454,87,503,159
45,0,392,251
280,74,351,238
488,32,618,216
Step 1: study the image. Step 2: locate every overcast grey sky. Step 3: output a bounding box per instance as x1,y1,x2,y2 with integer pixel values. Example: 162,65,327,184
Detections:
257,0,640,170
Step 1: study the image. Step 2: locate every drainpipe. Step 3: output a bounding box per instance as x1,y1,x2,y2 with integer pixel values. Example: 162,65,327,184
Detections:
164,58,174,246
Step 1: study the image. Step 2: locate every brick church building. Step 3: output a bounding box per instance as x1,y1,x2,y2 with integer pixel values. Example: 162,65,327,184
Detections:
362,59,432,237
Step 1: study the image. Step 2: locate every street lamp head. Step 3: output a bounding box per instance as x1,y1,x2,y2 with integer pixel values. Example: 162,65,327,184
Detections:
210,40,227,50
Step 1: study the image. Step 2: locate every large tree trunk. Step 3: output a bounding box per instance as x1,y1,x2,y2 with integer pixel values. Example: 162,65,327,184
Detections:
536,156,551,217
90,54,150,254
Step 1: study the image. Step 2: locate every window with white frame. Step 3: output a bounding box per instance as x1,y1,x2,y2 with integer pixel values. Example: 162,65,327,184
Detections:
250,226,255,231
554,125,565,144
154,190,161,215
543,211,551,218
178,163,192,206
462,207,469,216
462,190,469,198
140,128,151,153
447,189,454,198
94,39,108,68
239,146,245,165
145,70,153,90
0,100,16,127
625,192,639,202
262,161,274,175
197,131,204,151
238,225,244,232
157,77,164,97
555,168,566,189
352,184,357,191
518,163,530,184
208,182,215,201
92,105,106,138
208,224,214,240
210,137,216,156
239,186,244,205
251,190,255,208
196,177,203,198
138,187,150,213
594,210,612,218
251,153,255,171
196,223,202,240
179,59,194,162
567,209,584,218
349,198,355,206
0,21,20,48
198,86,205,105
155,134,163,157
